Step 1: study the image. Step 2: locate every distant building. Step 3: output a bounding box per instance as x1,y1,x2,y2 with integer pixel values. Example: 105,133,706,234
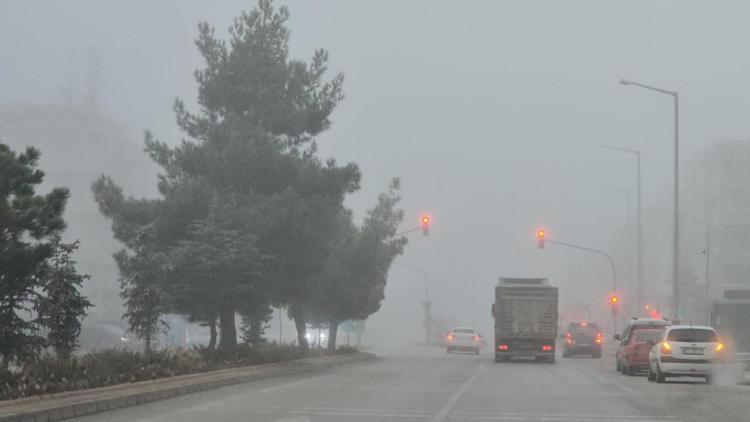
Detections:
637,139,750,323
1,104,158,321
682,140,750,296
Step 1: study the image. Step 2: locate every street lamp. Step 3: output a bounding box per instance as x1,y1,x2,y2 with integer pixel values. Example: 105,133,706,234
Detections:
620,78,680,321
599,145,642,313
597,184,633,312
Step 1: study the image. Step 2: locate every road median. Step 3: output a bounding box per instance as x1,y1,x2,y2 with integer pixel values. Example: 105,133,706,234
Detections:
0,352,375,422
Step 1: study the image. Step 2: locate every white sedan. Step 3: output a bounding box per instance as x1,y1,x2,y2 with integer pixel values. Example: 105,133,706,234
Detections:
648,325,725,384
445,327,483,354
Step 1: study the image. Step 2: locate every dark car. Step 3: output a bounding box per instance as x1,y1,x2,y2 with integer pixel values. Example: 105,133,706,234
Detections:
562,322,602,358
615,318,671,374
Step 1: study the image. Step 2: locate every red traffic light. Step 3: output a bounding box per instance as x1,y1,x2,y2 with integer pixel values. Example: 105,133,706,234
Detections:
421,215,430,235
537,229,545,249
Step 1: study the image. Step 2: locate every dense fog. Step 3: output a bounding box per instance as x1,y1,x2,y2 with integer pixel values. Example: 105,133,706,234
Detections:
3,0,750,352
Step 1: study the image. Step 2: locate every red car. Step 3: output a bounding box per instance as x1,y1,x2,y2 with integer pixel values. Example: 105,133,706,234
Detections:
615,319,670,375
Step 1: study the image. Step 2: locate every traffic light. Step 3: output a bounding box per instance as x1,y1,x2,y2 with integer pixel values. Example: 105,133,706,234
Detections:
537,230,545,249
608,294,620,315
421,216,430,235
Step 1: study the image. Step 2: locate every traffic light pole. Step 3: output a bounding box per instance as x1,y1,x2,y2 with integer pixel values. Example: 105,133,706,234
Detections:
544,238,619,335
392,262,432,344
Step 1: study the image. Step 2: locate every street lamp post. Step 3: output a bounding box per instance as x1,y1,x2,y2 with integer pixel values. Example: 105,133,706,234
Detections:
598,185,633,312
620,79,680,321
599,145,643,314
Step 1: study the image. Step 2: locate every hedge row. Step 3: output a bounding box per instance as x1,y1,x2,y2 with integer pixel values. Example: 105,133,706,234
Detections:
0,344,357,401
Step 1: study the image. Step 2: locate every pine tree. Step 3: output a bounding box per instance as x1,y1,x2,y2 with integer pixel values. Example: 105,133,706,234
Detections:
0,143,68,368
37,239,93,359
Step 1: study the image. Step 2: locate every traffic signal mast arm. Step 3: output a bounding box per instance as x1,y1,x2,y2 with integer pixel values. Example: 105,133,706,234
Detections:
397,216,431,237
543,238,617,293
396,227,424,236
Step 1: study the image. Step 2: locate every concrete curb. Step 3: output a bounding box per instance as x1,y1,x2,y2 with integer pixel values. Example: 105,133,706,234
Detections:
0,352,375,422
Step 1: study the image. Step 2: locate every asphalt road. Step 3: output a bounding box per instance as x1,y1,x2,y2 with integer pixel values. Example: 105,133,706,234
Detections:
71,347,749,422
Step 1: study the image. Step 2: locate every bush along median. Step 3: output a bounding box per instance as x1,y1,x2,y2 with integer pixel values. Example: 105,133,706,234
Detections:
0,344,358,401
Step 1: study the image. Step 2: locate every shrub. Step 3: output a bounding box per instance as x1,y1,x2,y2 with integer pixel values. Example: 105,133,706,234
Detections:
0,344,357,401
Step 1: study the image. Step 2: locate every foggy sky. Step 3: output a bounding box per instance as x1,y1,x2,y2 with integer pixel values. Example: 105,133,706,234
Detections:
2,0,749,345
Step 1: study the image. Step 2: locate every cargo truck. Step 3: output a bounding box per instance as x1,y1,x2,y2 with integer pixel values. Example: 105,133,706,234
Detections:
491,277,558,363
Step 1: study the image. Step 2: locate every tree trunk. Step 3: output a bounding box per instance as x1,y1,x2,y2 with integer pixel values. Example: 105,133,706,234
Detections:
144,335,152,357
207,317,217,351
293,313,309,351
218,308,237,351
327,320,339,352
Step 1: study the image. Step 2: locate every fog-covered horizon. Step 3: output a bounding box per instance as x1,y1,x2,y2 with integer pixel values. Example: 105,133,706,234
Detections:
3,0,749,349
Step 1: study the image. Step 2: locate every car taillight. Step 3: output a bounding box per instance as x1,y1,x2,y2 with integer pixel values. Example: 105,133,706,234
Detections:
473,335,481,342
661,342,672,354
595,333,603,344
498,344,509,351
447,335,454,341
715,342,724,352
542,345,554,352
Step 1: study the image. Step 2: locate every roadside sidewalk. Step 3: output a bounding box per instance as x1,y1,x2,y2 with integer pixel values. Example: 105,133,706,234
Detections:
0,352,375,422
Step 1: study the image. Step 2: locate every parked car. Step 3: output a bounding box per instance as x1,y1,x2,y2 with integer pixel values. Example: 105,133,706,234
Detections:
648,325,725,384
562,322,603,358
615,318,671,372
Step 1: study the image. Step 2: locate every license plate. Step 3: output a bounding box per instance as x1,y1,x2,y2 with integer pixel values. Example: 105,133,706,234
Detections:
682,347,704,355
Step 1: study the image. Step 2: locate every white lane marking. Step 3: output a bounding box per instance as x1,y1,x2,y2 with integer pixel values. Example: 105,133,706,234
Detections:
449,417,679,422
432,362,485,422
300,406,431,416
289,409,429,418
451,411,678,420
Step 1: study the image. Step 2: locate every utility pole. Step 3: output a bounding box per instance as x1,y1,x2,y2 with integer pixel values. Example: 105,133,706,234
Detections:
703,228,711,324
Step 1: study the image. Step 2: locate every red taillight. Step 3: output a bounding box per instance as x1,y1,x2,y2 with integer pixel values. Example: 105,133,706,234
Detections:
542,345,554,352
447,334,454,341
498,344,509,351
473,335,481,342
595,333,603,344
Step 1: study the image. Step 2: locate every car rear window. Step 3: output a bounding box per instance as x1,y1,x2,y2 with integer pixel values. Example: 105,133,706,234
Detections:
633,329,663,343
570,324,599,334
666,328,717,342
453,328,474,334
